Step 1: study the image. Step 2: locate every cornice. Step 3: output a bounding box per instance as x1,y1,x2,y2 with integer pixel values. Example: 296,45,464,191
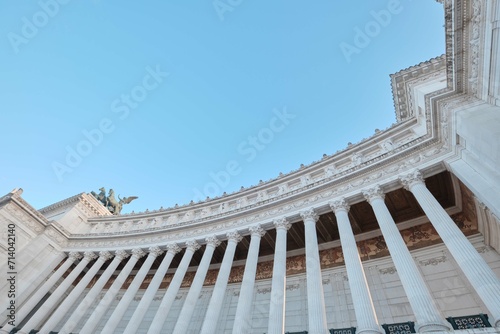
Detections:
7,192,50,228
39,192,111,218
39,193,83,213
391,55,446,122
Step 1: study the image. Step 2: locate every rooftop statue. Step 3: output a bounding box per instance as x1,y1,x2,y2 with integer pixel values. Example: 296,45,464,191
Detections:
90,187,138,215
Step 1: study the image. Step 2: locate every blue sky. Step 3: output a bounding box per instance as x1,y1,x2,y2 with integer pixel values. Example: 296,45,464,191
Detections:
0,0,444,214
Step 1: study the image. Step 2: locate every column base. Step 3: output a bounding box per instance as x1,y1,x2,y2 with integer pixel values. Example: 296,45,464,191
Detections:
415,321,451,332
357,327,384,334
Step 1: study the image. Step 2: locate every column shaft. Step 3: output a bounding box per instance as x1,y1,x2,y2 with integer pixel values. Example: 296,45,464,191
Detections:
232,226,265,334
364,187,450,332
0,253,79,334
0,251,64,328
79,248,145,334
403,173,500,327
19,252,97,334
124,244,180,334
147,241,199,334
200,232,241,334
58,250,128,334
172,236,220,334
39,251,112,333
101,247,162,333
267,218,290,334
301,209,329,334
331,201,382,334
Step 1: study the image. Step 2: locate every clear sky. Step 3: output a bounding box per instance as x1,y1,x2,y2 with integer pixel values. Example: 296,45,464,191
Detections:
0,0,445,214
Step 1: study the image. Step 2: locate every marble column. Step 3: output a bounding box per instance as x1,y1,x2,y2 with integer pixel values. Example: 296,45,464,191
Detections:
147,240,200,334
124,243,181,334
201,231,242,334
363,186,450,332
19,251,98,334
401,170,500,327
300,209,329,334
0,250,64,327
101,246,163,333
267,218,291,334
58,250,130,334
79,248,146,334
330,199,383,334
232,225,266,334
0,252,81,334
39,251,113,333
172,236,220,334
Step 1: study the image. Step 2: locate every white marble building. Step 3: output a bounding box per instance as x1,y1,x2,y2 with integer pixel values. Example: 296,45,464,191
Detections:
1,0,500,333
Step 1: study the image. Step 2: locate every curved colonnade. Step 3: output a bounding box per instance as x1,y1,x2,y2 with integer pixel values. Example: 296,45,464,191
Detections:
1,0,500,333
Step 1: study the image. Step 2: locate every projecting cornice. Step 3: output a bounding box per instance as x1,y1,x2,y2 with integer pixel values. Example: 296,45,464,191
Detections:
391,55,446,122
39,192,112,218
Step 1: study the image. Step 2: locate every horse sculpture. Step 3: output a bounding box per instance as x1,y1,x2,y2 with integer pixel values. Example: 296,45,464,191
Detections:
90,188,138,215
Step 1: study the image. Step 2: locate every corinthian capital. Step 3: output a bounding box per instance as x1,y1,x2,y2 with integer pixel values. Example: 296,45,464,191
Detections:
226,231,243,243
115,250,130,260
186,240,201,252
363,186,385,204
329,199,350,213
83,251,98,261
300,208,319,222
166,243,182,255
249,225,266,238
131,248,146,259
98,251,114,261
68,252,82,261
205,235,221,248
148,246,164,258
399,170,425,191
273,217,291,231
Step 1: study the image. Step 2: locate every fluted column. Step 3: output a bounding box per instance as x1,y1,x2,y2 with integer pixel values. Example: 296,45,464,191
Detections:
0,252,81,334
267,218,291,334
79,248,146,334
330,199,383,334
172,236,221,334
147,240,200,334
101,246,163,333
363,186,450,332
233,225,266,334
124,243,181,334
18,251,98,334
201,231,242,334
401,170,500,327
59,250,130,334
39,251,113,333
301,209,329,334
